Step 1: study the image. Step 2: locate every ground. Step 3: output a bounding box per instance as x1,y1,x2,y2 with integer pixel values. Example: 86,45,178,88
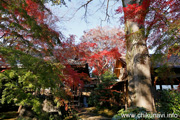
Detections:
0,111,18,120
77,107,112,120
0,107,112,120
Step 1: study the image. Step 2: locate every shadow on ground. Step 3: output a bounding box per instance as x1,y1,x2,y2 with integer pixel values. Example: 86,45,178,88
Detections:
78,107,112,120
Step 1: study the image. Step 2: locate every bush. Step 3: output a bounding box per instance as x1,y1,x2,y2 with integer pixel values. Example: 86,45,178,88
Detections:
113,90,180,120
112,107,150,120
88,71,120,110
0,48,67,119
155,89,180,115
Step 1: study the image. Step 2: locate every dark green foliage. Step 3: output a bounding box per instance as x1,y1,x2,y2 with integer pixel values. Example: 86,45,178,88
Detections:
113,90,180,120
156,90,180,116
100,70,118,83
88,71,120,110
112,107,150,120
0,47,66,117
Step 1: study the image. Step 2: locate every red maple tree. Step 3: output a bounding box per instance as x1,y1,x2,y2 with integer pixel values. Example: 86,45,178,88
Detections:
0,0,61,55
79,27,125,78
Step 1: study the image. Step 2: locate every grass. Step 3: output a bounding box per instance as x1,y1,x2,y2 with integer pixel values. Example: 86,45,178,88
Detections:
80,107,115,117
97,108,115,117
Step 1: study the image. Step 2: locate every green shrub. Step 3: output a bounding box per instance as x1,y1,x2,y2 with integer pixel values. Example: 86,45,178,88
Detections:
112,107,150,120
156,89,180,116
112,90,180,120
0,48,66,119
88,71,120,110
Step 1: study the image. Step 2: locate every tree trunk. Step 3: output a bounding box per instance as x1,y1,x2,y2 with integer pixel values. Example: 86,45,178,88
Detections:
122,0,155,112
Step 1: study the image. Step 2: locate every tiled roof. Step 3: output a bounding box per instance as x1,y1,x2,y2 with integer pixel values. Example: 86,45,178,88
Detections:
151,54,180,68
166,55,180,67
67,59,86,65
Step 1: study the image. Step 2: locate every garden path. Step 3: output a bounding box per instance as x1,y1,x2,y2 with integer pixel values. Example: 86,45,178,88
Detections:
77,107,112,120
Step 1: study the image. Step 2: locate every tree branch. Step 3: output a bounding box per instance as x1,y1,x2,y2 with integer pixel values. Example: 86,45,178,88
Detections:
0,33,6,39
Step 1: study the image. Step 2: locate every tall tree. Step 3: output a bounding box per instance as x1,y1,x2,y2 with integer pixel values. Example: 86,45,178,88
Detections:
116,0,179,111
119,0,155,112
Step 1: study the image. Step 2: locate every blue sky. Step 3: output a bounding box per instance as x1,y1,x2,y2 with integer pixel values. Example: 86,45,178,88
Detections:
46,0,123,43
45,1,156,54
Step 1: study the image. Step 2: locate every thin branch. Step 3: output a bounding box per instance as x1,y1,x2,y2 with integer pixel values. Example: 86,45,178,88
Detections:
60,0,94,21
91,0,106,15
106,0,110,19
77,0,93,11
102,58,108,71
100,0,111,26
73,0,93,17
0,33,6,39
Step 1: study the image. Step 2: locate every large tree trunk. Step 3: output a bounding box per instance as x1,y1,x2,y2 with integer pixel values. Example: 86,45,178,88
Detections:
122,0,155,112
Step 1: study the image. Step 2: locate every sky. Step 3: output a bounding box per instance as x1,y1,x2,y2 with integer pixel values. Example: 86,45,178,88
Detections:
45,1,156,54
45,0,123,43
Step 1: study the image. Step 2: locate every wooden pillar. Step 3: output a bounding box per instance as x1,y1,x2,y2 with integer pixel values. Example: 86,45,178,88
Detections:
152,83,156,104
171,84,174,90
152,77,156,98
160,84,162,90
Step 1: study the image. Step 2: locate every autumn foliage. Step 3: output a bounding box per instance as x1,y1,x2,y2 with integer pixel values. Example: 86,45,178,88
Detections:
0,0,61,54
79,27,125,77
116,0,150,24
0,0,86,91
0,0,179,118
0,0,79,116
116,0,180,54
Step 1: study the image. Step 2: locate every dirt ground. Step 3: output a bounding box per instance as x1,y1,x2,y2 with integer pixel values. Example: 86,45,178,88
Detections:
0,111,18,120
0,107,113,120
77,107,112,120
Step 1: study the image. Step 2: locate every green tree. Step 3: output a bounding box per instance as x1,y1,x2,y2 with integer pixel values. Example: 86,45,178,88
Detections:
0,0,68,118
0,48,66,117
89,71,120,110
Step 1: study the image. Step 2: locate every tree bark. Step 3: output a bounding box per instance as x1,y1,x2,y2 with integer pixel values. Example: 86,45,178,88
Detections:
122,0,155,112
